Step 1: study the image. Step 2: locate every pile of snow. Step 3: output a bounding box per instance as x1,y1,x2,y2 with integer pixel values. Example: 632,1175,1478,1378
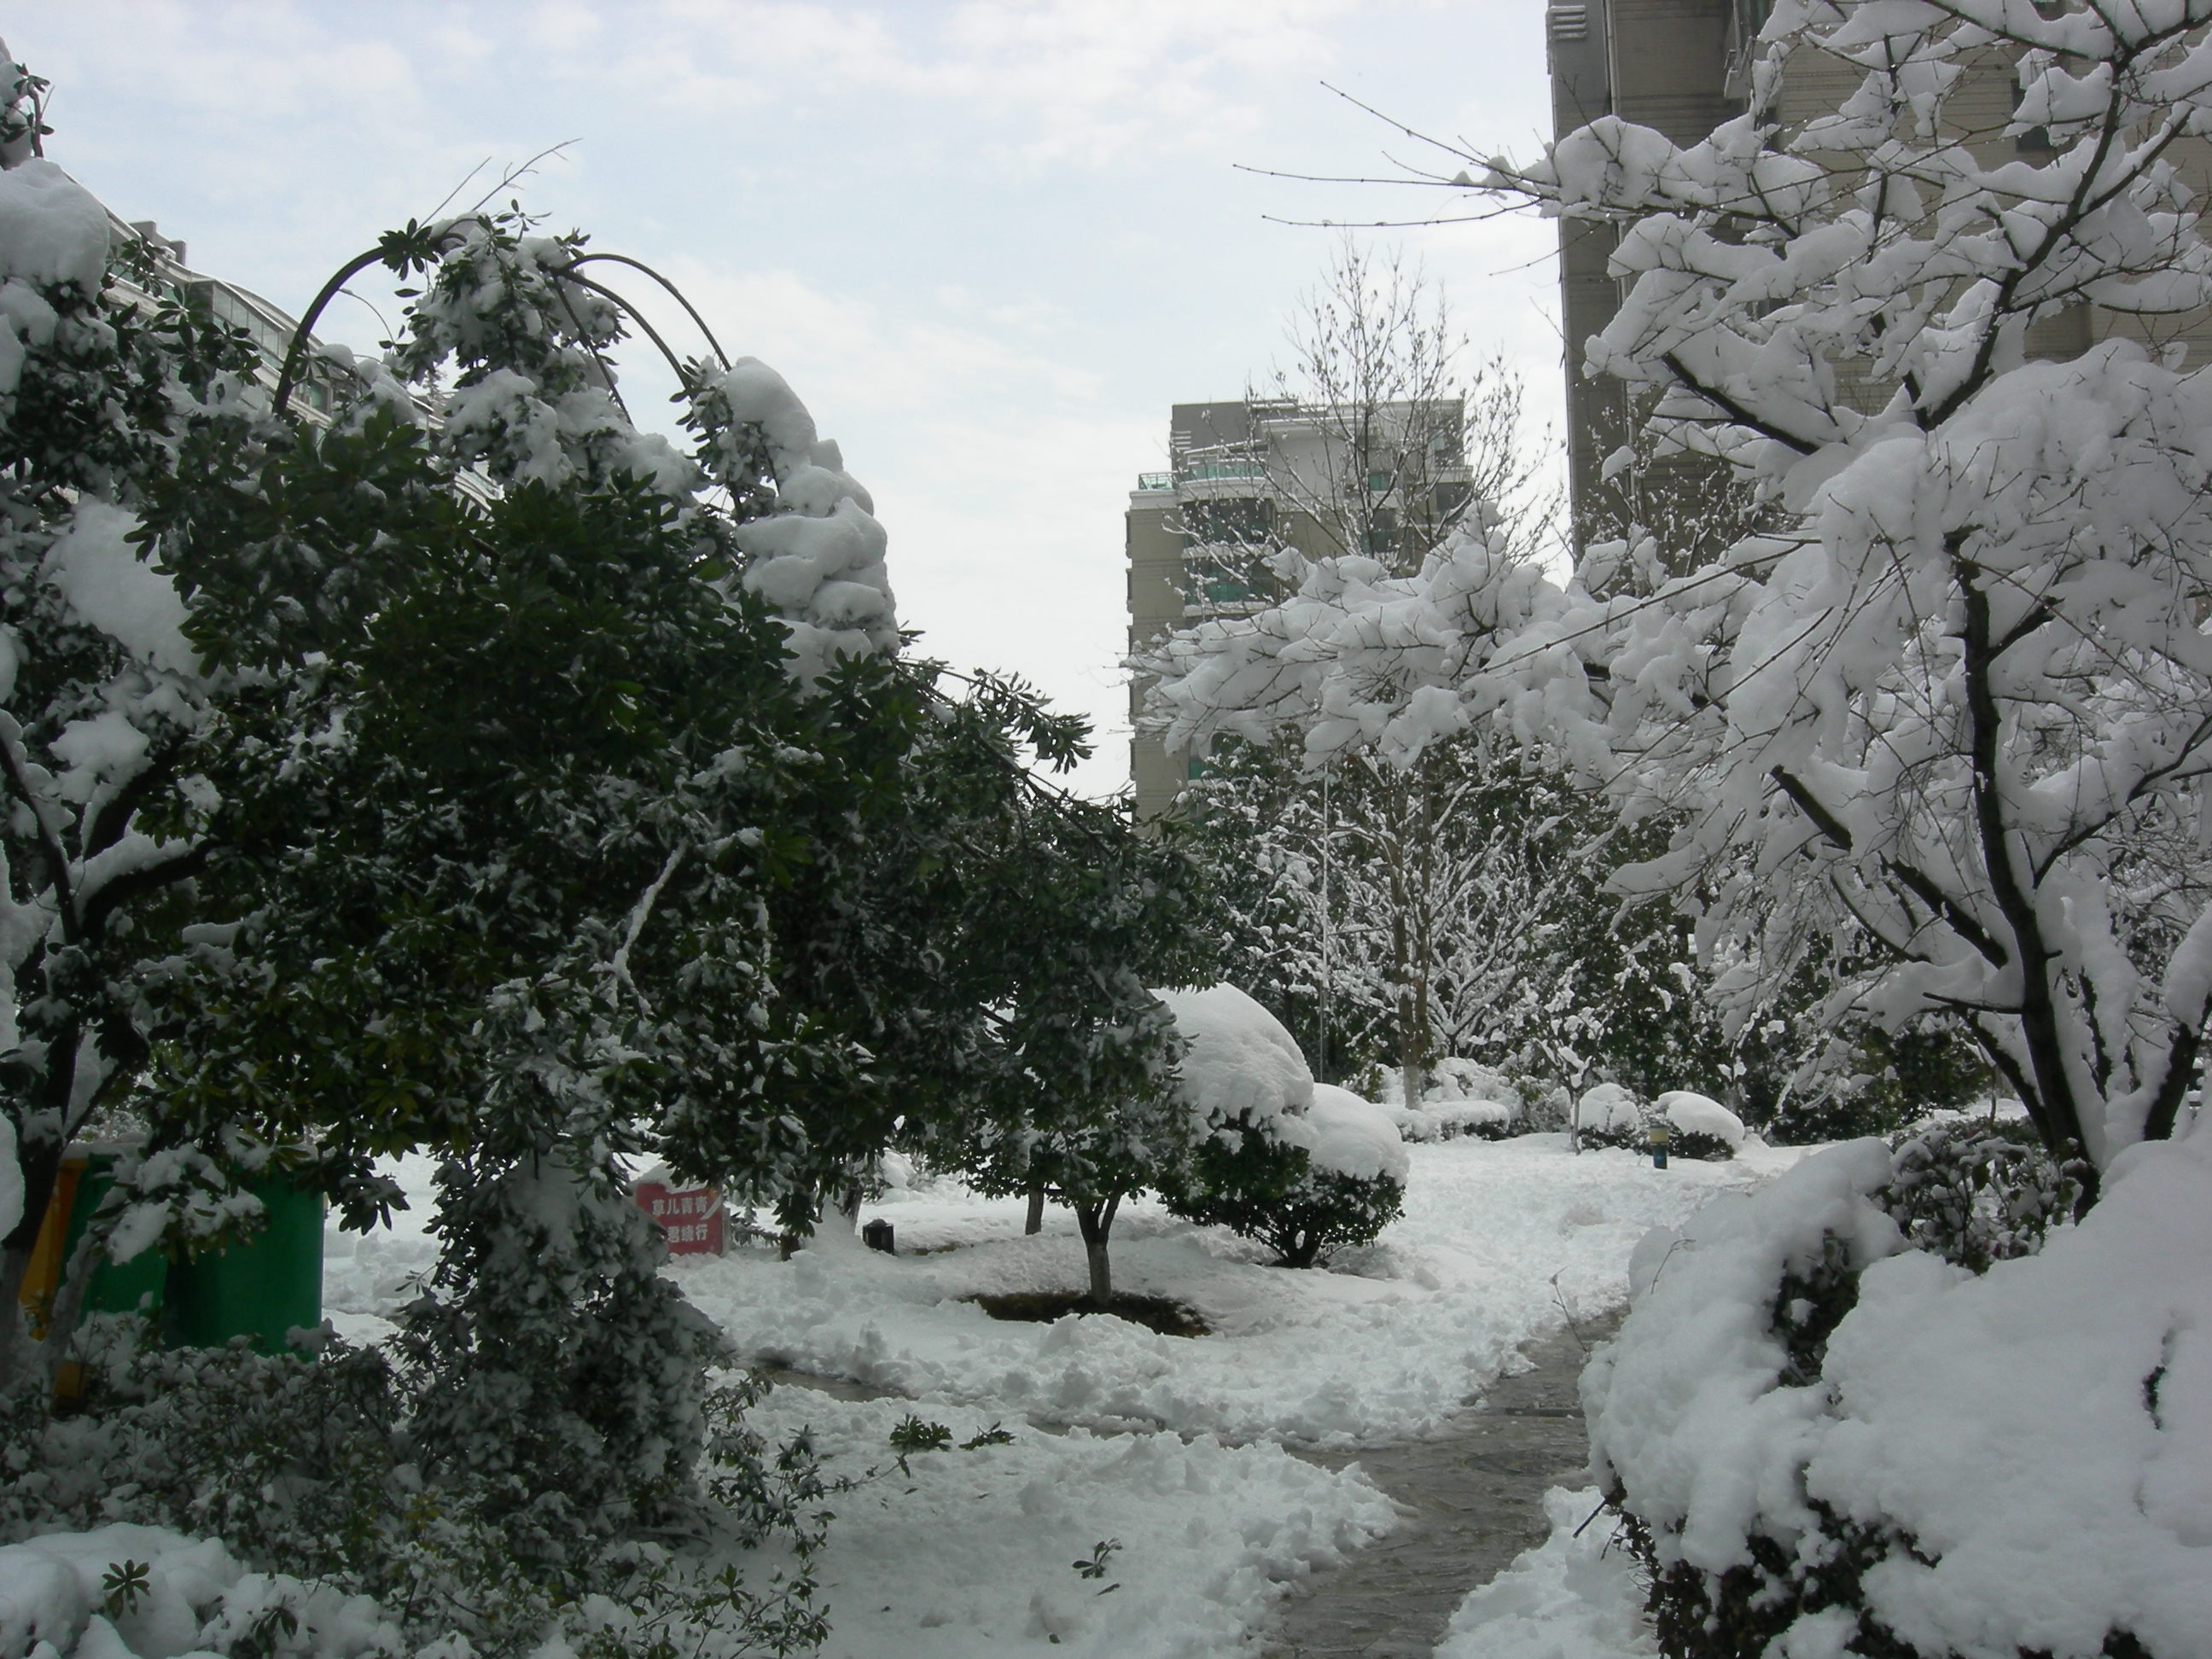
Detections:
1153,983,1314,1140
1651,1090,1744,1150
736,1386,1394,1659
1435,1487,1656,1659
1589,1130,2212,1657
0,1524,398,1659
1575,1083,1643,1138
1389,1097,1520,1143
1303,1084,1410,1183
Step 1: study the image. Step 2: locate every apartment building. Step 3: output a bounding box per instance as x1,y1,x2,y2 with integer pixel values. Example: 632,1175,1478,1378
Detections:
1125,397,1470,816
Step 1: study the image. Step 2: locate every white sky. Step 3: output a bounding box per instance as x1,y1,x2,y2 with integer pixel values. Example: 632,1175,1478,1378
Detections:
11,1,1563,797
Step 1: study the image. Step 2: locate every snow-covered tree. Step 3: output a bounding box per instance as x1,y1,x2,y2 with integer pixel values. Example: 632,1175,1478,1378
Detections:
928,789,1220,1308
0,53,274,1388
1181,0,2212,1184
1465,0,2212,1186
1142,249,1564,1104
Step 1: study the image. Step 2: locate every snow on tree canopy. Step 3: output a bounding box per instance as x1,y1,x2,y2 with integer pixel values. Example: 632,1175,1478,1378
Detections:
1653,1090,1745,1150
0,159,106,293
1305,1083,1410,1183
0,159,105,400
41,498,199,678
1575,1082,1642,1137
1593,1131,2212,1657
1152,983,1315,1138
716,358,899,684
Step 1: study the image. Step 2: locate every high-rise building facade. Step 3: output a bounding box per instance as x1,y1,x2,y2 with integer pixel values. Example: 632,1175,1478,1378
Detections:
1124,398,1470,816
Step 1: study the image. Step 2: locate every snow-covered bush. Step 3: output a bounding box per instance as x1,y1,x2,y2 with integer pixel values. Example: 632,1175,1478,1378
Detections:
1173,1083,1408,1269
1651,1091,1743,1163
1389,1097,1520,1144
1159,989,1408,1267
1573,1083,1648,1152
0,1320,831,1659
1589,1128,2206,1657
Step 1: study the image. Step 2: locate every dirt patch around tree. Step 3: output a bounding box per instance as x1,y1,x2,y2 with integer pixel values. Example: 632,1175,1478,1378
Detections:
966,1289,1210,1338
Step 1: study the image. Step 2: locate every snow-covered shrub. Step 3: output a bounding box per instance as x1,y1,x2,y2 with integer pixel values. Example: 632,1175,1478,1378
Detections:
1651,1091,1743,1163
1158,989,1407,1267
1590,1131,2208,1658
1879,1122,2084,1275
0,1319,831,1659
1573,1083,1648,1151
1173,1084,1407,1268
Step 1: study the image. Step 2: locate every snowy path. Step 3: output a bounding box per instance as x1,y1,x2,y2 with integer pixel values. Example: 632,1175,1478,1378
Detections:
323,1137,1802,1657
1264,1314,1616,1657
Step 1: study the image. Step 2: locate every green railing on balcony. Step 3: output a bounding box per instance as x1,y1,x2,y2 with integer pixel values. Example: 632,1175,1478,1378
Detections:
1137,471,1174,491
1181,459,1268,482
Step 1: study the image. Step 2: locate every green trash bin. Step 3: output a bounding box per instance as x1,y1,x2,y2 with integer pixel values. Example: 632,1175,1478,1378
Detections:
52,1145,324,1354
162,1177,325,1354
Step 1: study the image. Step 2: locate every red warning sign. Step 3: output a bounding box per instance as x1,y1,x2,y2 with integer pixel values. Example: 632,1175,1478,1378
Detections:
634,1180,725,1256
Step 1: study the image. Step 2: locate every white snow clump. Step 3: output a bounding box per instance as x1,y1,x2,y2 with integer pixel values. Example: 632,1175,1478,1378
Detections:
0,160,107,401
719,358,899,683
1575,1082,1643,1138
1152,982,1316,1144
42,498,199,678
1592,1130,2212,1658
1306,1083,1411,1183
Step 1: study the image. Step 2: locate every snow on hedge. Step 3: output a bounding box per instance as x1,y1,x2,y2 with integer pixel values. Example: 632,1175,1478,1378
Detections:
1391,1098,1520,1144
1152,984,1314,1143
1304,1083,1410,1184
1652,1091,1744,1150
1590,1130,2212,1657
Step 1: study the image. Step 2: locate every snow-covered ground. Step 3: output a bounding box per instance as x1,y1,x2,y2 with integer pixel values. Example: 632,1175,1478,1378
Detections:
324,1135,1801,1656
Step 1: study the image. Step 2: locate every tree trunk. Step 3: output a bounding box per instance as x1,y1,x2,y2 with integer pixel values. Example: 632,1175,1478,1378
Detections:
1071,1194,1121,1307
1024,1185,1046,1236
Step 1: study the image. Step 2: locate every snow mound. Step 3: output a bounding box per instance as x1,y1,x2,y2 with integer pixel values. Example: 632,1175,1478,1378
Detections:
1436,1486,1656,1658
1592,1132,2212,1657
1575,1083,1643,1137
1652,1091,1744,1150
1154,984,1313,1134
1305,1084,1410,1183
